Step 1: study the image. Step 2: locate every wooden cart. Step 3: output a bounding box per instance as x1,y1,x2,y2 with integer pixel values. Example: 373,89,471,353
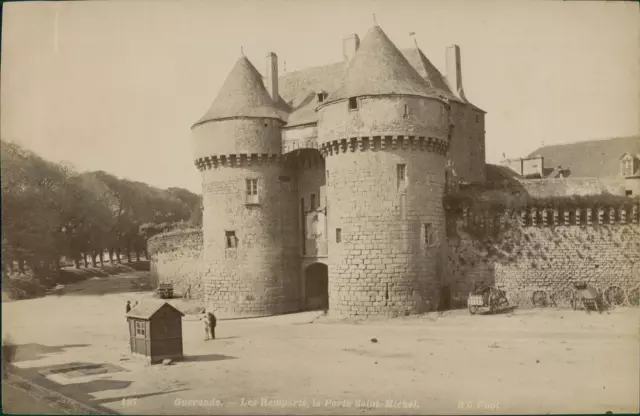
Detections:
467,286,509,315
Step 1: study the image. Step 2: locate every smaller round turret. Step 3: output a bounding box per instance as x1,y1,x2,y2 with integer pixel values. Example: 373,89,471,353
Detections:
192,55,299,318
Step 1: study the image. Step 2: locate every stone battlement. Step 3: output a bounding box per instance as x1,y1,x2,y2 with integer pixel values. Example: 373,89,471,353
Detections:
319,135,449,157
194,153,282,171
459,203,640,229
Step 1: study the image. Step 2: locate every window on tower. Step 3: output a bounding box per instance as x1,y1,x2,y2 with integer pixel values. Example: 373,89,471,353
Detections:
310,193,317,211
397,164,406,187
424,223,437,247
245,179,259,205
348,97,358,110
246,179,258,195
336,228,342,243
225,231,237,249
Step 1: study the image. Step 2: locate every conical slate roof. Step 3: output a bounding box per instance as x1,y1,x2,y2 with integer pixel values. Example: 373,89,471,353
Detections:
403,47,460,102
194,56,287,126
323,26,438,104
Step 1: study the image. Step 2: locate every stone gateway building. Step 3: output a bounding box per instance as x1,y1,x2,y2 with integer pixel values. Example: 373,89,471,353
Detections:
189,25,486,318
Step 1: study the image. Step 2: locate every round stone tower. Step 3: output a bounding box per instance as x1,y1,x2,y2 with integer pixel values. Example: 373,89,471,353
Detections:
191,56,299,318
317,26,451,318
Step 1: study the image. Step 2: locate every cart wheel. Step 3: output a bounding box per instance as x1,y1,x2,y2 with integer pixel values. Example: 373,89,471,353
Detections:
532,290,548,307
604,285,626,307
627,286,640,307
468,305,478,315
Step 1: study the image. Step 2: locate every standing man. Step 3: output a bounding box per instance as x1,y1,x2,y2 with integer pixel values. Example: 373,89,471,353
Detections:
207,311,217,340
201,313,211,341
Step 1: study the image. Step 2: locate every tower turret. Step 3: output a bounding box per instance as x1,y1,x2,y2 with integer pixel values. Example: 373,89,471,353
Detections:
192,56,299,317
317,26,451,318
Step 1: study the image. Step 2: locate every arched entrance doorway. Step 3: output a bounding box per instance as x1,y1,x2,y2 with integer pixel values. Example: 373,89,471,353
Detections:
305,263,328,311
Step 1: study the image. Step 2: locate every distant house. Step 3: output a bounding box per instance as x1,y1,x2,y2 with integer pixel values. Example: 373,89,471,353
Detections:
126,300,185,364
499,136,640,196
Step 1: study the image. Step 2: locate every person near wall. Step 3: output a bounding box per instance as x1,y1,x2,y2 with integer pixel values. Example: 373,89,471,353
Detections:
201,313,212,341
126,300,132,314
207,311,217,340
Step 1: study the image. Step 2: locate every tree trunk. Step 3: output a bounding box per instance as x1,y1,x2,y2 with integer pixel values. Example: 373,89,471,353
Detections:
136,249,141,262
126,243,132,263
91,251,98,267
99,251,104,267
116,248,122,263
18,259,25,274
108,249,114,263
144,248,149,260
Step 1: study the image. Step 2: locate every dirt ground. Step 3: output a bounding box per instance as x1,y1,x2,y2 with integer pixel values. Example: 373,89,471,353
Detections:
2,272,639,415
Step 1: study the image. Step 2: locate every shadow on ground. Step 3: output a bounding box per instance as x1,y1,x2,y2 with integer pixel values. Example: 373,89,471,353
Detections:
5,343,91,363
475,305,519,316
4,342,189,414
182,353,237,363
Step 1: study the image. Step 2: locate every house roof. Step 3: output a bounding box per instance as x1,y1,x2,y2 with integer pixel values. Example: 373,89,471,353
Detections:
194,56,289,126
126,300,185,320
526,136,640,178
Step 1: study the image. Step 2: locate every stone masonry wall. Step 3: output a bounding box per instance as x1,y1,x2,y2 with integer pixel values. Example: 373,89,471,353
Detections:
444,207,640,307
147,229,205,299
200,161,300,318
324,149,447,317
448,102,486,184
192,118,283,161
317,96,449,141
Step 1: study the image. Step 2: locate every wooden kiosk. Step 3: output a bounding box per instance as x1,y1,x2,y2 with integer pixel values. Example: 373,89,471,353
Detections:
126,300,184,364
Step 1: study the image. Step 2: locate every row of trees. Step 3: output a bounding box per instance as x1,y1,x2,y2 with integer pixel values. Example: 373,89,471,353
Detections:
1,140,201,276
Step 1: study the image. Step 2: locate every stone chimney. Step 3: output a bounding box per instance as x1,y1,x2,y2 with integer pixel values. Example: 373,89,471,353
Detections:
265,52,279,102
446,45,466,100
343,34,360,61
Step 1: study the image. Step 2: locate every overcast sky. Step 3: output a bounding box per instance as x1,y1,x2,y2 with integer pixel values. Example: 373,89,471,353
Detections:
2,0,638,193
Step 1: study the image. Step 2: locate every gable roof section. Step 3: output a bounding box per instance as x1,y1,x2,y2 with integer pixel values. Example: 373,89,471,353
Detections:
284,92,320,127
194,56,289,126
126,300,185,320
278,61,347,109
527,136,640,178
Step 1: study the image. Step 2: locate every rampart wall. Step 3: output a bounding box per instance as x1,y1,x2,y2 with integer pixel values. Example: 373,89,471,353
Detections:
444,203,640,307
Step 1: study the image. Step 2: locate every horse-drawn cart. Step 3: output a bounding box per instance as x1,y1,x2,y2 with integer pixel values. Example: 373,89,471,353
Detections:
467,286,510,315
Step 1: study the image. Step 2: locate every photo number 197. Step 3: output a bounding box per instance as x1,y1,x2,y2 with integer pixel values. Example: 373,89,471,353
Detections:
122,398,138,408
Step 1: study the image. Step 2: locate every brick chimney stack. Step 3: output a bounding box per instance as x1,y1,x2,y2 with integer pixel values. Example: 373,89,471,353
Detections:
343,34,360,61
265,52,279,102
446,45,466,101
